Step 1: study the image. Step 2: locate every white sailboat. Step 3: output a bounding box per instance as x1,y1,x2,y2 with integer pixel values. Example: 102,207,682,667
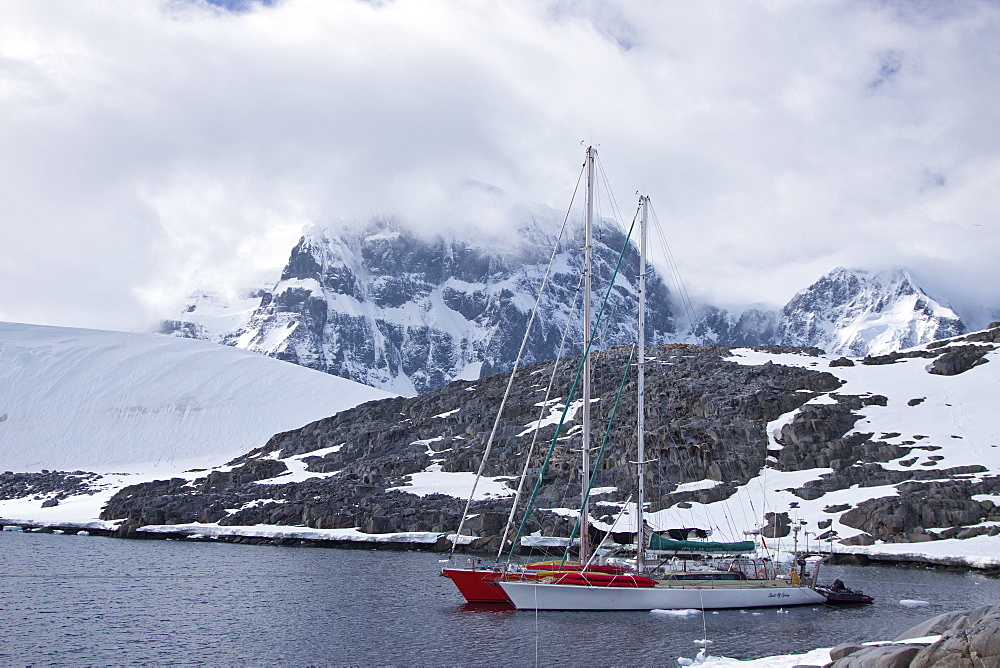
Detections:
499,151,828,611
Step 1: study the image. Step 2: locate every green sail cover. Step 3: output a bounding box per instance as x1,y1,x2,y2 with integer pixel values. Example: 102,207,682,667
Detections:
648,535,755,553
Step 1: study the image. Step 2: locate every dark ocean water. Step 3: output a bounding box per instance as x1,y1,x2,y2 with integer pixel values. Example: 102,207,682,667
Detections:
1,530,998,666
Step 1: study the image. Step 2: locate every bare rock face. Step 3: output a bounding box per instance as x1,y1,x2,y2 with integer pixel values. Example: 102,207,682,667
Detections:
832,604,1000,667
831,644,923,667
839,479,1000,542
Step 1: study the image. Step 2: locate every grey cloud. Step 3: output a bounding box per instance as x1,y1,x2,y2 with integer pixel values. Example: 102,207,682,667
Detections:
0,0,997,331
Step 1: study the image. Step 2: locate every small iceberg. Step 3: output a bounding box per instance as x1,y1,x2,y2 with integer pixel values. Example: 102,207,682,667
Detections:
651,609,701,617
899,599,930,608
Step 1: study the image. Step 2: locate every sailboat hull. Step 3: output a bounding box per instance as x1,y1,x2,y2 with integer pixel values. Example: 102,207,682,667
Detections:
498,580,827,611
441,568,514,604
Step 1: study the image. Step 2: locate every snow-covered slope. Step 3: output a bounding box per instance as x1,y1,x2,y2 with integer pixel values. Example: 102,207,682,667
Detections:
0,322,393,472
655,333,1000,569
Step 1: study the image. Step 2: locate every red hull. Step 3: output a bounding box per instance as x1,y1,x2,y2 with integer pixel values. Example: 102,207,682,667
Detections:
442,565,651,603
441,568,516,604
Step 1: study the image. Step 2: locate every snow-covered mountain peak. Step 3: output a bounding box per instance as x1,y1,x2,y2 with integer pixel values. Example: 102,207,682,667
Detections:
776,267,964,356
215,213,675,394
161,207,977,389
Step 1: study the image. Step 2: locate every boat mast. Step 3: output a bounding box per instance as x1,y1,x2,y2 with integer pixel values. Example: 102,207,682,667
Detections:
636,195,649,573
580,145,595,564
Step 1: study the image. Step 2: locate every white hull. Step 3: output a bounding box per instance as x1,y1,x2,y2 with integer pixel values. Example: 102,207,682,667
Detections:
499,580,827,611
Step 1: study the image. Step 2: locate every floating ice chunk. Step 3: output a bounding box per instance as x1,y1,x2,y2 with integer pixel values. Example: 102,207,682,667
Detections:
899,599,930,608
676,648,707,666
651,609,701,617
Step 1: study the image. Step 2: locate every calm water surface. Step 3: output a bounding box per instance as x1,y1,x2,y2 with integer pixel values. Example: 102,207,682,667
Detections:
2,530,998,666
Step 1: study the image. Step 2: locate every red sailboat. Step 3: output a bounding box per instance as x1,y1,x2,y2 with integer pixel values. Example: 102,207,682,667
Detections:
441,146,619,603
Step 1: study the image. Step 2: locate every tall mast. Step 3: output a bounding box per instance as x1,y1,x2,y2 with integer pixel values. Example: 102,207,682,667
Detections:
580,146,595,564
636,195,649,573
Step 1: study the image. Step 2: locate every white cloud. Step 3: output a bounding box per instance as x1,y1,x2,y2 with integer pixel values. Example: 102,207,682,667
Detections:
0,0,997,331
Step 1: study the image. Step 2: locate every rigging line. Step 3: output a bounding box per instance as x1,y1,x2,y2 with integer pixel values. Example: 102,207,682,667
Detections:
720,491,740,540
649,205,698,328
707,480,745,543
744,489,769,556
497,273,585,560
506,213,639,562
648,204,696,323
708,485,745,544
449,161,586,555
559,346,636,566
594,155,629,237
737,484,756,541
754,460,777,529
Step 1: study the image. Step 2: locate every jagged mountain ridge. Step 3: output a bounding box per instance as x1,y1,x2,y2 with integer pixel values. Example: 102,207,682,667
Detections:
164,224,966,392
779,267,964,354
689,267,964,355
197,215,676,394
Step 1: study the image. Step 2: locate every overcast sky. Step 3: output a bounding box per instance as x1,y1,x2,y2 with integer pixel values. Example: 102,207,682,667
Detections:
2,0,998,332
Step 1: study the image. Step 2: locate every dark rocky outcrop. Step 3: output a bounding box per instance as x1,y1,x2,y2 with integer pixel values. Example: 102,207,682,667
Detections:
839,478,1000,543
89,330,1000,550
0,471,102,504
928,344,993,376
99,345,843,544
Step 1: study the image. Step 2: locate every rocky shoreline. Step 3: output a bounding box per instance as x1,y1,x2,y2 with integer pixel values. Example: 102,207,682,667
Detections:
825,603,1000,667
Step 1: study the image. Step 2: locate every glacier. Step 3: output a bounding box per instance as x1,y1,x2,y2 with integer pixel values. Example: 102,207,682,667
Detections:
0,321,393,473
